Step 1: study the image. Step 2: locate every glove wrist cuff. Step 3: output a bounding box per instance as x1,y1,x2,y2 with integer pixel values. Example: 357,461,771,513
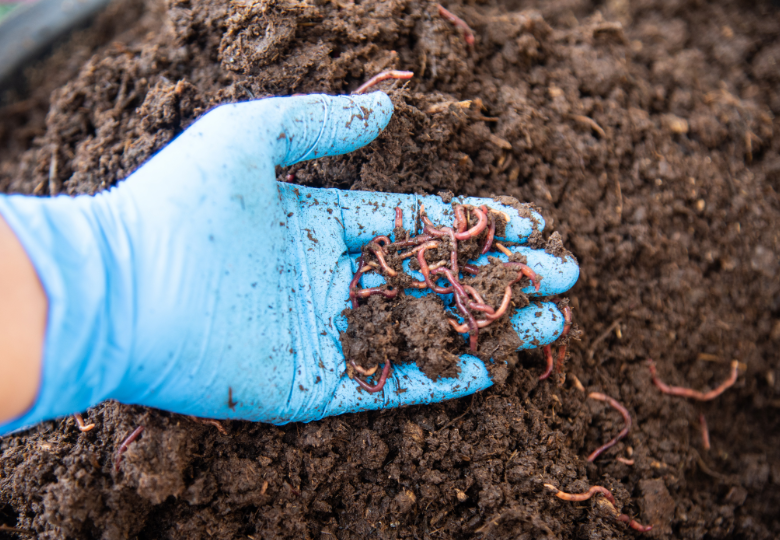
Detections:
0,192,134,434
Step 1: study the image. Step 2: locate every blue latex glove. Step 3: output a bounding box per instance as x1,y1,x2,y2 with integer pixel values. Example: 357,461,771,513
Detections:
0,93,578,434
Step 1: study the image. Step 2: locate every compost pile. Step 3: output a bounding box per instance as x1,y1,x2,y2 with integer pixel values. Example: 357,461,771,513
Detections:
2,0,780,538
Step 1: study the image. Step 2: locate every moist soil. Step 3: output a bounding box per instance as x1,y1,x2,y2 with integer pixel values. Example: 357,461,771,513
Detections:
1,0,779,538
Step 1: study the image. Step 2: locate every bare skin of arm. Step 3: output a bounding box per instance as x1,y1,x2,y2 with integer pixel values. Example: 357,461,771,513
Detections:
0,215,46,424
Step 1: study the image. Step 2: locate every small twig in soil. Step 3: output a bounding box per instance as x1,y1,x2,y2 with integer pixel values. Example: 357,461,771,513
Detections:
587,392,631,462
115,426,145,470
570,114,606,138
437,4,475,46
647,359,739,401
0,524,34,536
586,318,621,361
436,395,474,432
188,416,227,435
353,70,414,95
699,413,711,451
73,412,95,432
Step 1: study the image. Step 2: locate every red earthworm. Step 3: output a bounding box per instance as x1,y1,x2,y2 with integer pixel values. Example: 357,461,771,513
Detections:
355,287,398,299
699,413,711,451
495,242,513,257
73,413,95,432
453,206,487,240
560,305,572,337
368,242,397,276
485,286,512,320
400,240,440,259
431,267,467,299
617,515,653,532
505,261,541,292
462,264,480,275
647,359,739,401
371,235,391,247
481,207,495,254
454,292,478,351
555,343,567,374
353,70,414,95
616,457,635,466
587,392,632,462
351,360,392,393
448,317,498,332
539,345,554,380
115,426,144,470
350,361,379,377
463,285,486,304
392,234,435,248
394,207,403,229
428,260,448,271
454,204,467,233
349,257,368,309
437,4,475,46
417,245,452,294
544,484,616,506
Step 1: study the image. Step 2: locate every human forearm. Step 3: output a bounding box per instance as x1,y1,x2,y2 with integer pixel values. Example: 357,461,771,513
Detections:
0,214,46,424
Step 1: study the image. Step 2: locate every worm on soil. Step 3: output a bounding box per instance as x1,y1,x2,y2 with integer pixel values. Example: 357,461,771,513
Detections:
73,413,95,432
437,4,475,46
115,426,144,470
648,359,739,401
587,392,632,462
351,360,392,393
353,70,414,94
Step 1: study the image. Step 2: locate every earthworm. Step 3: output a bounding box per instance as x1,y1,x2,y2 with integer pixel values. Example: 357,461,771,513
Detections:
454,292,478,351
647,359,739,401
368,242,397,276
437,4,475,46
392,234,435,248
539,345,554,380
349,257,368,309
555,344,568,374
505,261,541,292
454,204,467,233
617,515,653,532
431,267,467,299
462,264,480,275
353,70,414,95
115,426,144,470
73,413,95,432
417,245,452,294
350,361,379,377
560,305,572,337
485,286,512,321
400,240,440,259
355,287,399,300
481,208,495,254
544,484,616,506
616,457,635,465
351,360,392,393
453,206,487,240
371,235,391,247
495,242,513,257
394,207,403,229
700,413,711,451
587,392,632,462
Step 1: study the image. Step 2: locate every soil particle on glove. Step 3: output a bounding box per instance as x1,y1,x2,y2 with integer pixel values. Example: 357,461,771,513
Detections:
2,0,780,539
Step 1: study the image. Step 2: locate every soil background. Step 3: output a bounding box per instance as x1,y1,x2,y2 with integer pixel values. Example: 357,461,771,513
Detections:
2,0,780,538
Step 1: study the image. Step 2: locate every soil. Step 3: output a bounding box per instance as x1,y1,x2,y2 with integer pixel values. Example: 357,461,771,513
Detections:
1,0,780,538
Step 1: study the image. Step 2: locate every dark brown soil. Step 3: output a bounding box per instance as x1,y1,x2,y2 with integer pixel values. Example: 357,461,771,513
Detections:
2,0,780,538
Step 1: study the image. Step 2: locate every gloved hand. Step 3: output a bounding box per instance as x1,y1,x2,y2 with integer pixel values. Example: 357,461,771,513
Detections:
0,92,578,434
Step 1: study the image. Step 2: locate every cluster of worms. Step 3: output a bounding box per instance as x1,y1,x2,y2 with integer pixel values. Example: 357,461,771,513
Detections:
347,203,550,393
